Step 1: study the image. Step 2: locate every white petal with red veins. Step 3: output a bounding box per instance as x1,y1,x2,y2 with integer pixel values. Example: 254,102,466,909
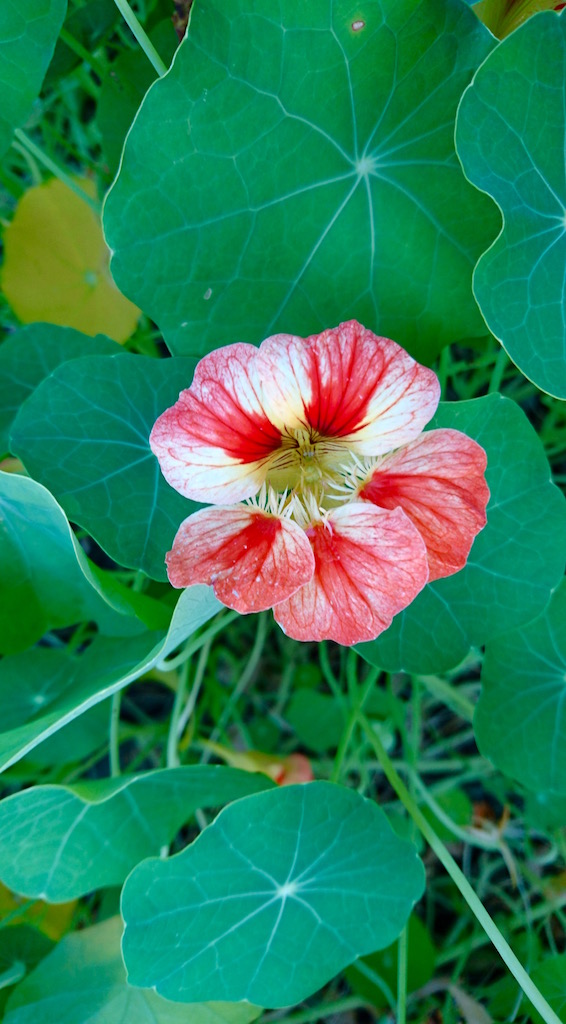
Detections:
150,344,283,504
360,429,489,580
274,502,429,645
166,505,315,614
256,320,440,453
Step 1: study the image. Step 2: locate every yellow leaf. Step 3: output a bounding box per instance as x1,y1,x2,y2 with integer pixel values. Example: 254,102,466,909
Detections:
1,178,140,342
0,882,76,940
201,740,313,785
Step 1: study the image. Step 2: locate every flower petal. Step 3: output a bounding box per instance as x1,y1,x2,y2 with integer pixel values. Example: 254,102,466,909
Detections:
273,503,429,645
360,429,489,581
256,320,440,453
150,344,282,503
166,505,315,614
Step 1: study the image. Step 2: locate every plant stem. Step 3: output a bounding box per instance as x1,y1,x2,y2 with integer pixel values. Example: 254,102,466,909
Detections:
331,663,380,783
59,26,108,78
200,612,269,760
397,924,408,1024
158,610,239,671
488,345,509,394
109,691,122,776
261,996,366,1024
359,715,563,1024
417,673,475,722
166,657,191,768
12,130,101,212
112,0,168,76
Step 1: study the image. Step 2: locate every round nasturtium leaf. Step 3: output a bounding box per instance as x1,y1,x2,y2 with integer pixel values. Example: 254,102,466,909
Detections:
0,586,220,774
456,11,566,399
1,178,140,343
0,473,119,655
358,394,566,673
0,0,67,158
121,782,425,1007
476,579,566,796
0,767,274,902
3,917,261,1024
0,323,118,455
10,352,198,580
103,0,497,363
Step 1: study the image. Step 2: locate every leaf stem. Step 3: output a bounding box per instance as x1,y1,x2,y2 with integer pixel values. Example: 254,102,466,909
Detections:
109,691,122,776
166,657,191,768
59,26,108,78
200,612,269,760
397,924,408,1024
359,715,562,1024
261,996,367,1024
158,609,239,671
112,0,168,76
12,130,100,213
417,673,475,722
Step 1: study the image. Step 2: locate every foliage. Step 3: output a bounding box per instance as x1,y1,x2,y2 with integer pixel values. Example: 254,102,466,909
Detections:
0,1,565,1023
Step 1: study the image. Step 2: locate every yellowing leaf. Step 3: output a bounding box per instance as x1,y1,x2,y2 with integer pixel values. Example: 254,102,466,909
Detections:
475,0,564,37
0,882,75,940
201,741,313,786
1,178,140,342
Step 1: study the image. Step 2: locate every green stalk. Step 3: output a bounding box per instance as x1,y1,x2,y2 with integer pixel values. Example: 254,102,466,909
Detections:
109,691,122,776
112,0,168,76
12,130,100,212
166,657,191,768
200,612,269,760
59,26,108,78
158,609,239,671
397,924,408,1024
360,715,562,1024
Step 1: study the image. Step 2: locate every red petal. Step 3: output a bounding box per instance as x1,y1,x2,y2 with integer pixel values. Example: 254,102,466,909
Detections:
166,505,314,613
150,344,282,504
273,503,429,645
256,320,439,453
360,429,489,580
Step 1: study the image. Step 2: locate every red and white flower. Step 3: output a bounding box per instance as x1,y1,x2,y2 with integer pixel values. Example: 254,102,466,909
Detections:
150,321,489,645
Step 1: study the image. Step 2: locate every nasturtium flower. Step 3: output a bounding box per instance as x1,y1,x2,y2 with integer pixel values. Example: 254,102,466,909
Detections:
150,321,489,645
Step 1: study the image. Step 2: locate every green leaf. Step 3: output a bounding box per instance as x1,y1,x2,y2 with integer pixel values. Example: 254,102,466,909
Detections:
96,20,179,175
0,926,53,988
285,690,346,753
10,353,198,580
3,917,261,1024
0,767,275,901
122,782,425,1006
475,579,566,796
0,585,221,771
103,0,496,363
358,394,566,673
0,324,118,455
0,0,67,158
530,956,566,1024
345,913,436,1008
26,700,111,769
45,0,118,84
0,473,128,654
456,11,566,399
